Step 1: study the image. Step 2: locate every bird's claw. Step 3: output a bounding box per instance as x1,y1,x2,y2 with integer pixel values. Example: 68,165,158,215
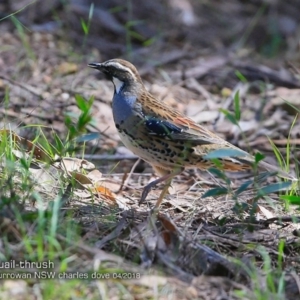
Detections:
139,186,151,205
139,181,158,205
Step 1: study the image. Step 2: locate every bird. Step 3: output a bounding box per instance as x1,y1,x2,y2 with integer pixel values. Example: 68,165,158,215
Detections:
88,58,294,209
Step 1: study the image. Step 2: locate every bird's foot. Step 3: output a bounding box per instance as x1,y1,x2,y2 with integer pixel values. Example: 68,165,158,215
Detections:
139,169,182,207
139,178,162,205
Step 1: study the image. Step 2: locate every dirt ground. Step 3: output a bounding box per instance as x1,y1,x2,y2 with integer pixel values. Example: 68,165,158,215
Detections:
1,0,300,299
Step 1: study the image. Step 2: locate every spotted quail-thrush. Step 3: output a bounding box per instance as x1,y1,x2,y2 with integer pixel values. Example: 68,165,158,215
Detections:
88,59,293,208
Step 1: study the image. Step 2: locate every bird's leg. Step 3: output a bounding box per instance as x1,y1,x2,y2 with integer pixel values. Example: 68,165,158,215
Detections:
154,176,173,209
139,168,183,206
139,173,172,205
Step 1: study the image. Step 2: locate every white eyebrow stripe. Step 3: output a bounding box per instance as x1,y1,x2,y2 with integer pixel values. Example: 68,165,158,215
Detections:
104,62,135,78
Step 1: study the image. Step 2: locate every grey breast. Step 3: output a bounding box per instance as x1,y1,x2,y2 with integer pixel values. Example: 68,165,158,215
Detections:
112,92,145,133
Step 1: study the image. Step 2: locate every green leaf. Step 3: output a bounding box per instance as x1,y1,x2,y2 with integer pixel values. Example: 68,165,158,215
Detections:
53,133,65,153
87,95,94,108
209,158,223,169
256,181,292,198
81,18,88,35
255,171,278,184
219,109,239,126
75,94,88,112
109,5,125,13
235,70,247,83
208,167,231,185
126,20,144,27
75,132,101,143
284,99,300,114
208,167,224,178
78,113,92,129
204,148,246,160
232,202,249,214
279,195,300,205
267,138,285,169
235,179,253,195
129,30,145,42
88,3,94,20
143,36,156,47
234,90,241,121
254,152,265,164
202,187,228,198
64,115,72,127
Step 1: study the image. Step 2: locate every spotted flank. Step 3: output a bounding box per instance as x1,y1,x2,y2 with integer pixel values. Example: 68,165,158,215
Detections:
144,117,183,137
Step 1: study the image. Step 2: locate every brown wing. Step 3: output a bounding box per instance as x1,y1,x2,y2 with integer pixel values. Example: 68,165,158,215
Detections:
139,92,255,163
139,91,231,145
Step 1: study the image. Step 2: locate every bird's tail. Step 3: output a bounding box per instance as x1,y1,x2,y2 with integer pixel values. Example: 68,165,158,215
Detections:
256,159,297,181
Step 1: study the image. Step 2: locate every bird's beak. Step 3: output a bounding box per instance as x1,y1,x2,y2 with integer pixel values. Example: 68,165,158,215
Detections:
88,62,103,70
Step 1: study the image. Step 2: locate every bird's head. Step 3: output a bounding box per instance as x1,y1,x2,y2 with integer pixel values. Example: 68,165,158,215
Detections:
88,59,143,94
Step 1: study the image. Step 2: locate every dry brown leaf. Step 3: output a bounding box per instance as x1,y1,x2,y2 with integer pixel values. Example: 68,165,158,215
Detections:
73,189,93,199
158,214,177,232
257,204,274,219
56,62,78,75
59,157,95,172
0,129,52,163
71,172,93,185
270,88,300,106
98,181,121,193
94,184,116,203
86,169,103,183
158,214,179,246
